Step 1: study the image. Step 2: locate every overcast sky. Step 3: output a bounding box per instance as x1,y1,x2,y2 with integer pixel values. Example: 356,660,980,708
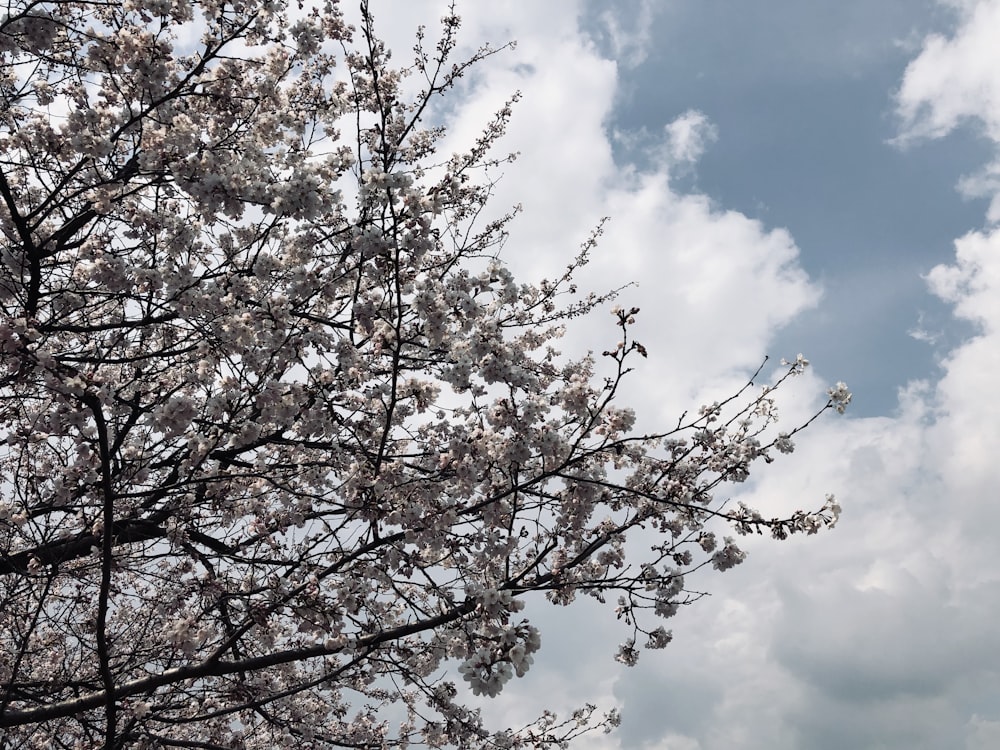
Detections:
373,2,1000,748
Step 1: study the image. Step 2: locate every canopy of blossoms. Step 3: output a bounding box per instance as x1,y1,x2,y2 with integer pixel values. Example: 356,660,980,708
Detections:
0,1,848,747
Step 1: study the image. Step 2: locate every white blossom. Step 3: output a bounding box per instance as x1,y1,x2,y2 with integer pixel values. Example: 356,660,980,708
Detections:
711,537,748,571
645,627,672,649
827,381,853,413
615,640,639,667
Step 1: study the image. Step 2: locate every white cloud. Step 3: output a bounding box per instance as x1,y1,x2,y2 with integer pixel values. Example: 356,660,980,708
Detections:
895,0,1000,219
587,0,659,69
926,228,1000,332
895,1,1000,142
662,110,719,166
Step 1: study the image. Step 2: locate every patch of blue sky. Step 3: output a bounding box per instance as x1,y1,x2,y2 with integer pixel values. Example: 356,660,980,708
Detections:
586,0,994,415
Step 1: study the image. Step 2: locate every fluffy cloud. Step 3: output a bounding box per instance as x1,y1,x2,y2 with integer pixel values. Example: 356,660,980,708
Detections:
583,0,658,69
662,110,719,166
896,0,1000,219
895,1,1000,142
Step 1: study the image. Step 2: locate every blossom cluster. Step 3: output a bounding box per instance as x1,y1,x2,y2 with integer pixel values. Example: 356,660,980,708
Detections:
458,622,542,697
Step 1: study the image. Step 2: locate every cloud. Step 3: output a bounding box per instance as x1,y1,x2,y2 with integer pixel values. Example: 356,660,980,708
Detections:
583,0,659,69
895,0,1000,219
662,109,719,166
926,228,1000,331
895,1,1000,142
967,716,1000,750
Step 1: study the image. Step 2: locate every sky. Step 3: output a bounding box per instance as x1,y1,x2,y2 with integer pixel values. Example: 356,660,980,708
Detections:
374,2,1000,748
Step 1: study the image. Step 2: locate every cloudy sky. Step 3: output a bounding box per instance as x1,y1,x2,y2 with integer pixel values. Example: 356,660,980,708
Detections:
374,2,1000,748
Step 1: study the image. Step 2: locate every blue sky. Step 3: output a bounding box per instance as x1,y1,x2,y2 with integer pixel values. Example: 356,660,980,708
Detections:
600,0,993,416
376,2,1000,748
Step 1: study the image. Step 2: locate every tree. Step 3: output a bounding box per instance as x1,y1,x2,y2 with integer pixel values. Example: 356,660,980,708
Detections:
0,1,851,747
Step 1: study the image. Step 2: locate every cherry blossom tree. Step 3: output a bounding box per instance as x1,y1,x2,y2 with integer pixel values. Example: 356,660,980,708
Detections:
0,1,850,747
